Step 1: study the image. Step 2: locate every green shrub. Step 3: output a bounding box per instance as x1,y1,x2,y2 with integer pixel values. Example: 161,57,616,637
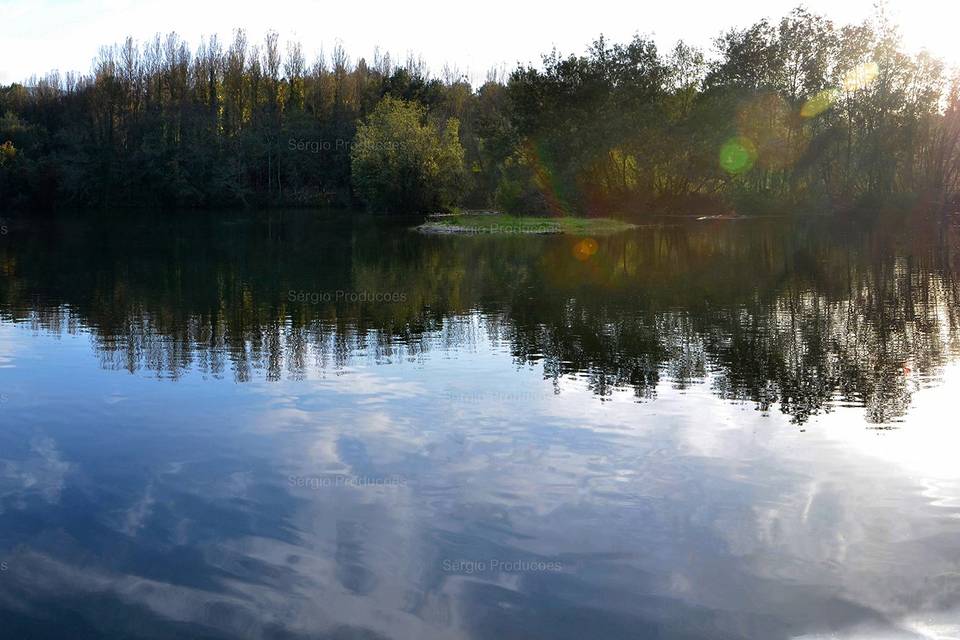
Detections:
350,97,465,213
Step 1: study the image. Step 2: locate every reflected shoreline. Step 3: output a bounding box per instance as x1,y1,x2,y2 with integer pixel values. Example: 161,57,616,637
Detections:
2,211,959,424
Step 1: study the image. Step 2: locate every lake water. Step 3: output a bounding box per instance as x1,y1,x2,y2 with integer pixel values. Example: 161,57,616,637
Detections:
1,211,960,639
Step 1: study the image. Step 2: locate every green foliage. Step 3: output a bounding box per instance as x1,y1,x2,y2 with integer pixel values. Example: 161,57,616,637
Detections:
494,146,556,216
1,7,959,216
0,141,15,166
350,97,465,213
500,8,960,215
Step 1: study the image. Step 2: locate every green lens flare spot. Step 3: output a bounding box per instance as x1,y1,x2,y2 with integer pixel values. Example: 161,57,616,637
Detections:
719,137,757,175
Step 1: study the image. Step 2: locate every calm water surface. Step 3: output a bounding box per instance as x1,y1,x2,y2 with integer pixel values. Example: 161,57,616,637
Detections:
1,212,960,639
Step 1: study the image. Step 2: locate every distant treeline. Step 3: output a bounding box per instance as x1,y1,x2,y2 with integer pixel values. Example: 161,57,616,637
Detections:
1,6,959,215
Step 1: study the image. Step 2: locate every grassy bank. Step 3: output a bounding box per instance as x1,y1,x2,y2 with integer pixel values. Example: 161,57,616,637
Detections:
417,214,637,236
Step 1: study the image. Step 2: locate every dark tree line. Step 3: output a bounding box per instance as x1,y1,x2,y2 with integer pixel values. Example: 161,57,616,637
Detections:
0,31,474,211
1,6,959,215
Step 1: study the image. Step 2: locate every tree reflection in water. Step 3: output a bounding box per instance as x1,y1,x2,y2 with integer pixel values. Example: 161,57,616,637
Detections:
2,211,958,424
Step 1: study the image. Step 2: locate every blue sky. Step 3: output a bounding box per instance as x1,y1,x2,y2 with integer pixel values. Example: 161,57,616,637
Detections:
2,0,957,85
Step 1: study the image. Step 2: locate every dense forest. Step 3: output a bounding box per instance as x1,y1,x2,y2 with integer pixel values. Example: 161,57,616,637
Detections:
1,6,959,215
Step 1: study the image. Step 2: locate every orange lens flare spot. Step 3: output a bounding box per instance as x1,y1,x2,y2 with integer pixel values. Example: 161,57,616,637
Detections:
573,238,599,261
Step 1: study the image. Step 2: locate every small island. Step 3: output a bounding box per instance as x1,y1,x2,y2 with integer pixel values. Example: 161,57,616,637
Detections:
417,213,637,235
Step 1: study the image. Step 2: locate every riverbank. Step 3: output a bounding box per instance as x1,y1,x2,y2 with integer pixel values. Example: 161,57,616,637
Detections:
416,214,637,235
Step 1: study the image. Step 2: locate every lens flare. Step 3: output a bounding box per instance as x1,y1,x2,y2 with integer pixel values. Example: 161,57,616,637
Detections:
843,62,879,92
736,93,799,170
800,89,839,118
572,237,599,261
799,62,878,119
719,137,757,175
522,139,568,215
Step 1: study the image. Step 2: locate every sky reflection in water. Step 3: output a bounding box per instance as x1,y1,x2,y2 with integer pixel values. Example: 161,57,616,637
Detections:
1,213,960,639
